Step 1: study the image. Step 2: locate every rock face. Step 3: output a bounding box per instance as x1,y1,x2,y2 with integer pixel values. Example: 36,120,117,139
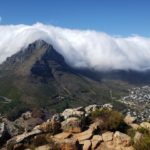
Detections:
124,114,136,125
0,122,10,146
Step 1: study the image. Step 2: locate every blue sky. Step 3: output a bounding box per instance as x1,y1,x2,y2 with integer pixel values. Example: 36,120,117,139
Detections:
0,0,150,36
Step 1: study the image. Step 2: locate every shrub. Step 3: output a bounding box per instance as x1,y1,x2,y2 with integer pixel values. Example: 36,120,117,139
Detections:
137,127,150,135
134,134,150,150
91,108,125,131
127,128,136,139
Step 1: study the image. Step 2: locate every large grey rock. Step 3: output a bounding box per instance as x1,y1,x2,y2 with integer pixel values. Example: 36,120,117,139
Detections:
6,129,42,150
62,108,84,119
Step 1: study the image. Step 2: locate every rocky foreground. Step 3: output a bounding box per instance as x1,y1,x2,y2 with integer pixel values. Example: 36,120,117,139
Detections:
0,104,150,150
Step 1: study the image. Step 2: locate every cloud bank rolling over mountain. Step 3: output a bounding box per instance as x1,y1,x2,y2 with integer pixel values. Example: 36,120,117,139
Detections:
0,23,150,71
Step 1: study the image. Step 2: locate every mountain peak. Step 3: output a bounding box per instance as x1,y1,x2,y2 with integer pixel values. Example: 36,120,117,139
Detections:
0,40,68,77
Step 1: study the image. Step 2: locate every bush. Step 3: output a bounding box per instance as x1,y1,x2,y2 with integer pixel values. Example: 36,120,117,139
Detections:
128,127,150,150
134,134,150,150
91,108,125,131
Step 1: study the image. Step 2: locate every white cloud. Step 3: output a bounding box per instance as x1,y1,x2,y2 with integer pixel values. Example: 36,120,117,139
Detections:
0,23,150,71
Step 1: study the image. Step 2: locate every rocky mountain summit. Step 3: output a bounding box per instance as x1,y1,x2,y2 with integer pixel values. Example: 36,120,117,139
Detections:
0,104,150,150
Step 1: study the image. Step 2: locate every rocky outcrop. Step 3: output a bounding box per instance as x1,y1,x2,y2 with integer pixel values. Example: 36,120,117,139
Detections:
61,117,83,133
2,104,149,150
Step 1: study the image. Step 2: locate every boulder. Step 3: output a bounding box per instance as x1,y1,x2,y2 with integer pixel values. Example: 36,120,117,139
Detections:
59,138,79,150
102,131,114,142
140,122,150,131
114,131,131,147
62,108,84,119
80,140,91,150
124,115,136,125
61,117,82,133
74,129,93,141
91,135,102,149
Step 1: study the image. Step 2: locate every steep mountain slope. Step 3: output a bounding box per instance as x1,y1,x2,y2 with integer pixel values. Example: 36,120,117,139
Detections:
0,40,135,119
